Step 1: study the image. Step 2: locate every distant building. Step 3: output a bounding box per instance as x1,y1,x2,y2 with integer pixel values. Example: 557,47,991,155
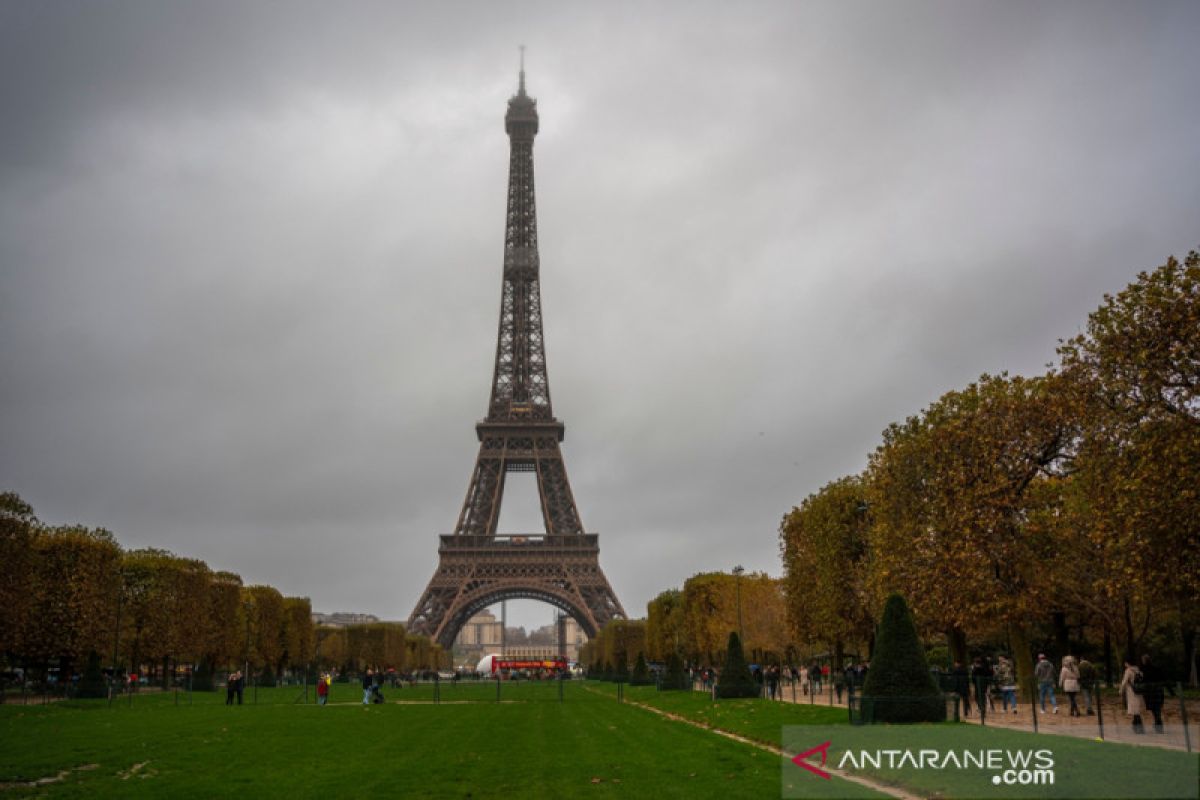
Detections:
453,609,503,665
311,611,380,627
453,609,587,665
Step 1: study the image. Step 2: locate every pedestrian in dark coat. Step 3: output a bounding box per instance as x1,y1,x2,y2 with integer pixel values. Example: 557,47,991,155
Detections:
952,662,971,716
1140,654,1168,733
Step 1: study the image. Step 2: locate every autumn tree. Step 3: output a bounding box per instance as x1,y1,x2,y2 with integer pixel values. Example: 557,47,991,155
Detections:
866,372,1077,696
197,571,243,681
281,597,315,673
645,589,684,662
1058,250,1200,680
315,626,348,673
0,492,38,661
242,585,285,680
681,573,738,665
780,475,874,670
23,525,121,674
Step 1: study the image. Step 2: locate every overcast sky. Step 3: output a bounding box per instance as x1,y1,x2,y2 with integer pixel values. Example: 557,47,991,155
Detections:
2,1,1198,632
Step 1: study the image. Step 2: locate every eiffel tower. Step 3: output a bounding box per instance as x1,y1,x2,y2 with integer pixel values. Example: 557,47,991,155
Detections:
407,58,625,648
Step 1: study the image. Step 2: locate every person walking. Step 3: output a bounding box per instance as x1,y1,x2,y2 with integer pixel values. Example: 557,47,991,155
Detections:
362,669,374,705
1139,654,1167,733
225,671,237,706
970,656,994,717
1078,658,1097,715
952,661,971,717
1119,658,1145,734
996,656,1018,714
1060,655,1081,716
372,670,385,704
317,673,329,706
1034,654,1058,714
767,665,779,701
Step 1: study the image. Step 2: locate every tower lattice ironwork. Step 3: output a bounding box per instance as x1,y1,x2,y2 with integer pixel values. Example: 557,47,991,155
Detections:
407,61,625,648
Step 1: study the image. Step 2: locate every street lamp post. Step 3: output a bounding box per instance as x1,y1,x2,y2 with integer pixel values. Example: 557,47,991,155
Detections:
732,565,745,643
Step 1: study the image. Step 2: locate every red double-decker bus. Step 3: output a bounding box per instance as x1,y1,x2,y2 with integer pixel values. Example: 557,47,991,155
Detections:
489,658,567,674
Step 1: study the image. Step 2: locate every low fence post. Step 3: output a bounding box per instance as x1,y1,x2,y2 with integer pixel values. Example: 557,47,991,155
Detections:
1094,680,1104,741
495,676,501,703
1031,692,1038,733
1179,682,1191,753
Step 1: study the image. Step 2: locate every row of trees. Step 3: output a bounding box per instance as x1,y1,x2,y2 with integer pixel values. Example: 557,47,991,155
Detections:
316,622,448,675
0,494,447,684
581,570,791,671
781,250,1199,693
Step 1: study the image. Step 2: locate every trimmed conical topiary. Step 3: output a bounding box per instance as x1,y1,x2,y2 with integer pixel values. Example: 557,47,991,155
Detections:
614,650,630,682
77,651,107,699
661,652,688,691
717,631,758,698
860,594,945,723
630,652,651,686
192,658,215,691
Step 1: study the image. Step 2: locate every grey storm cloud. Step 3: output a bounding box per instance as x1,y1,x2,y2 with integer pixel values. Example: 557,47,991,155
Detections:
2,1,1198,630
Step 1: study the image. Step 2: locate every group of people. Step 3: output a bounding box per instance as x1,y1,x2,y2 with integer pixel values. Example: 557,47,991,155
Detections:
944,652,1173,734
224,670,244,705
1120,654,1172,734
947,653,1100,718
361,668,387,704
751,664,785,699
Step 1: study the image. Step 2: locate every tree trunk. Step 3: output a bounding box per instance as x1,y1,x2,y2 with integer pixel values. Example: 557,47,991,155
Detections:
947,627,968,665
834,637,845,673
1009,623,1036,702
1180,593,1198,687
1052,611,1069,657
1122,597,1136,663
1103,627,1114,688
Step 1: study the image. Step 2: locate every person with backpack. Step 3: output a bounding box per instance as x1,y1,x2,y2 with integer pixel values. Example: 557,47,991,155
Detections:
1034,654,1058,714
996,656,1018,714
1119,658,1145,734
1077,659,1097,715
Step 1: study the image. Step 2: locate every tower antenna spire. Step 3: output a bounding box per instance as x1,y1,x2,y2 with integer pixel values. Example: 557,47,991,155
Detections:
519,45,526,94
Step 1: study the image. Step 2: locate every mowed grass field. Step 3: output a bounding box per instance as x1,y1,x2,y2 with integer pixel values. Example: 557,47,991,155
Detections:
6,681,1194,798
0,681,883,799
592,684,1199,800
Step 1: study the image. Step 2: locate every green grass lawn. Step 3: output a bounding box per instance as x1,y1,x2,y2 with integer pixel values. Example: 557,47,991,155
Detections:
0,682,885,798
587,683,1198,799
588,681,847,742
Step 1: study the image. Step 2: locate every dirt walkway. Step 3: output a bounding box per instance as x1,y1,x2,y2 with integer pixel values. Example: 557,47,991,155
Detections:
747,680,1197,752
